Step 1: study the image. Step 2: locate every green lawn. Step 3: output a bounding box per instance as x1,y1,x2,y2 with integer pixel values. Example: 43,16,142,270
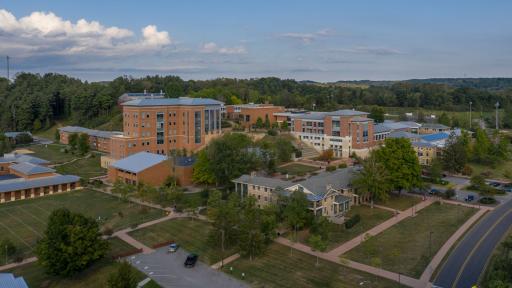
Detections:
129,218,236,264
345,202,477,278
108,236,141,258
0,189,165,261
469,160,512,180
376,193,422,211
277,163,319,175
55,153,106,179
222,242,400,288
291,205,393,250
25,144,76,163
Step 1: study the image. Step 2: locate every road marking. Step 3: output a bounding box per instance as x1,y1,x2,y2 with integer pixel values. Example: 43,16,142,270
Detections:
452,209,512,288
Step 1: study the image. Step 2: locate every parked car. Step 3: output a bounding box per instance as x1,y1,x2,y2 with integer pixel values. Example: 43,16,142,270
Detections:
429,188,441,195
464,195,475,202
184,254,198,268
167,243,179,253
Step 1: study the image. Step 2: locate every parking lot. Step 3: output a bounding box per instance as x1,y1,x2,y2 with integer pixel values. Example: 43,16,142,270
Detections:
128,247,247,288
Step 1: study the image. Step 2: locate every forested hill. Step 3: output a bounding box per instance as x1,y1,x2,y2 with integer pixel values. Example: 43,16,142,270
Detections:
332,78,512,91
0,73,511,133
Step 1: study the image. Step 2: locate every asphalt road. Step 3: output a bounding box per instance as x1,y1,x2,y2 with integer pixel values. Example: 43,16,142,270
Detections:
434,198,512,288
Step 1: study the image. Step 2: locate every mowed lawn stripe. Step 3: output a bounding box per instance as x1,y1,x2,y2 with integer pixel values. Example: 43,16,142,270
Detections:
0,220,34,250
0,210,44,238
17,206,48,226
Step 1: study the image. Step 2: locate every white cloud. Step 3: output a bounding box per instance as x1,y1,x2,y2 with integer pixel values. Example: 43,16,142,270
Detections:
0,9,171,56
199,42,247,54
332,46,403,56
279,29,334,44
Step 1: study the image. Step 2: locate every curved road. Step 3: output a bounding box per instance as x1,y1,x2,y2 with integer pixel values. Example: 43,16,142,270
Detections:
434,198,512,288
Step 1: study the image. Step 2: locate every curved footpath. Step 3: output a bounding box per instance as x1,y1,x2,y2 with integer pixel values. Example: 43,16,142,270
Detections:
434,198,512,288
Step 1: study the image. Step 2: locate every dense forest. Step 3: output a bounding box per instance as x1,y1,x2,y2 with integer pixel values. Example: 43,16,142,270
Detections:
0,73,511,132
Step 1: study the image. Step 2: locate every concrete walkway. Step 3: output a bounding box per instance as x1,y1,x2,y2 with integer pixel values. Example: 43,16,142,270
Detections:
419,208,488,282
0,257,37,272
211,253,241,270
328,198,434,256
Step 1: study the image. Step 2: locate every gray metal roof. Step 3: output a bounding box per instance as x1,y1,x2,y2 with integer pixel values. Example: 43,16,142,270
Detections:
9,162,55,175
388,131,421,140
4,131,32,138
110,152,168,173
420,123,450,129
0,273,28,288
412,141,436,148
374,123,392,134
58,126,122,139
122,97,224,107
233,174,293,189
382,120,421,131
174,156,196,167
290,110,368,121
234,167,355,200
0,174,80,193
350,116,372,122
0,153,50,165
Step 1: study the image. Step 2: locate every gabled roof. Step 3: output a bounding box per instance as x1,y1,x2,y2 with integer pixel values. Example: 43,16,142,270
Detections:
0,153,49,165
122,97,224,107
110,152,168,173
421,133,449,142
421,123,450,129
232,174,292,189
388,131,421,140
4,131,32,138
58,126,122,139
374,123,392,134
9,162,55,175
0,175,80,193
412,141,436,148
382,120,421,131
290,110,368,121
0,273,28,288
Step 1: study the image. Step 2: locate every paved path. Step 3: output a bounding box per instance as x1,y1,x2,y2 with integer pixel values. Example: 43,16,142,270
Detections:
211,253,241,270
328,198,434,256
434,198,512,288
419,208,488,282
275,237,426,287
0,257,37,272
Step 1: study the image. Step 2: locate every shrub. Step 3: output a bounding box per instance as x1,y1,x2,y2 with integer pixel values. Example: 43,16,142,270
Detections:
267,129,278,136
338,163,347,169
444,188,456,199
326,165,337,172
345,214,361,229
461,165,472,176
102,226,113,236
479,197,497,204
297,171,306,177
295,150,302,158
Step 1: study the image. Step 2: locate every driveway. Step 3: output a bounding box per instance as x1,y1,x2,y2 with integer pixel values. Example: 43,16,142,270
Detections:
128,247,247,288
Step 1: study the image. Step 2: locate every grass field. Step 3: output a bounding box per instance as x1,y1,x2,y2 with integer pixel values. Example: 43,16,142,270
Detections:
290,205,393,250
345,202,477,278
25,144,76,163
277,163,319,175
376,194,422,211
129,218,236,265
222,242,400,288
469,160,512,179
55,153,106,179
0,189,165,261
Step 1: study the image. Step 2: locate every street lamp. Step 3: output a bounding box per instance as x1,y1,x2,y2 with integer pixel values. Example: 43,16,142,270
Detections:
495,102,500,130
469,101,472,129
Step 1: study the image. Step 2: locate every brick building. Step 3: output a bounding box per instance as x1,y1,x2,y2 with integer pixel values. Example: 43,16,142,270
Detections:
289,110,377,158
110,97,224,160
225,103,285,129
59,126,122,153
108,152,172,186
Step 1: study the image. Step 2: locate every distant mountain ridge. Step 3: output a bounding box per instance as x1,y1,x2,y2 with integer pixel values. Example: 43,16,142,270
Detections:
327,78,512,91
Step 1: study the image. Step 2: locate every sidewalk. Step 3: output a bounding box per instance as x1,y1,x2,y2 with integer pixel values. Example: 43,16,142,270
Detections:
419,208,488,282
0,257,37,272
328,198,434,256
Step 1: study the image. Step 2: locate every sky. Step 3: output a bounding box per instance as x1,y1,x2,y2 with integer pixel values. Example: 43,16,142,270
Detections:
0,0,511,82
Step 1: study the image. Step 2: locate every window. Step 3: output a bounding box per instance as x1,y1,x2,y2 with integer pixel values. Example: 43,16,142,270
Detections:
194,111,201,144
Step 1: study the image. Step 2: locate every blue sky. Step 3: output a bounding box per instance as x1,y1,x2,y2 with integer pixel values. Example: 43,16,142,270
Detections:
1,1,511,81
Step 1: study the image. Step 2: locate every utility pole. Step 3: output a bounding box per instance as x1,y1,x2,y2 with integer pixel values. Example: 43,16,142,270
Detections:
6,56,9,80
495,102,500,130
469,101,472,129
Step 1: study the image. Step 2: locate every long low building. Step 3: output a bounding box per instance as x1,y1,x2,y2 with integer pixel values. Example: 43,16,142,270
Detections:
0,153,81,203
59,126,123,153
233,167,363,221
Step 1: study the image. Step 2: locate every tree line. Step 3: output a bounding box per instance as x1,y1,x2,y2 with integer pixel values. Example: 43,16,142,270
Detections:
1,73,512,133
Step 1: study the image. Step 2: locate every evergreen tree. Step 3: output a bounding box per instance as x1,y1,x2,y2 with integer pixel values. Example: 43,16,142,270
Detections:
107,261,138,288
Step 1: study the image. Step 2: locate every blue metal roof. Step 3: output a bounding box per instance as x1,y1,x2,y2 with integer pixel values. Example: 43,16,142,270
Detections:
110,152,168,173
122,97,224,107
412,141,436,148
0,153,50,165
9,162,55,175
0,273,29,288
0,174,80,193
421,133,449,142
0,174,20,181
